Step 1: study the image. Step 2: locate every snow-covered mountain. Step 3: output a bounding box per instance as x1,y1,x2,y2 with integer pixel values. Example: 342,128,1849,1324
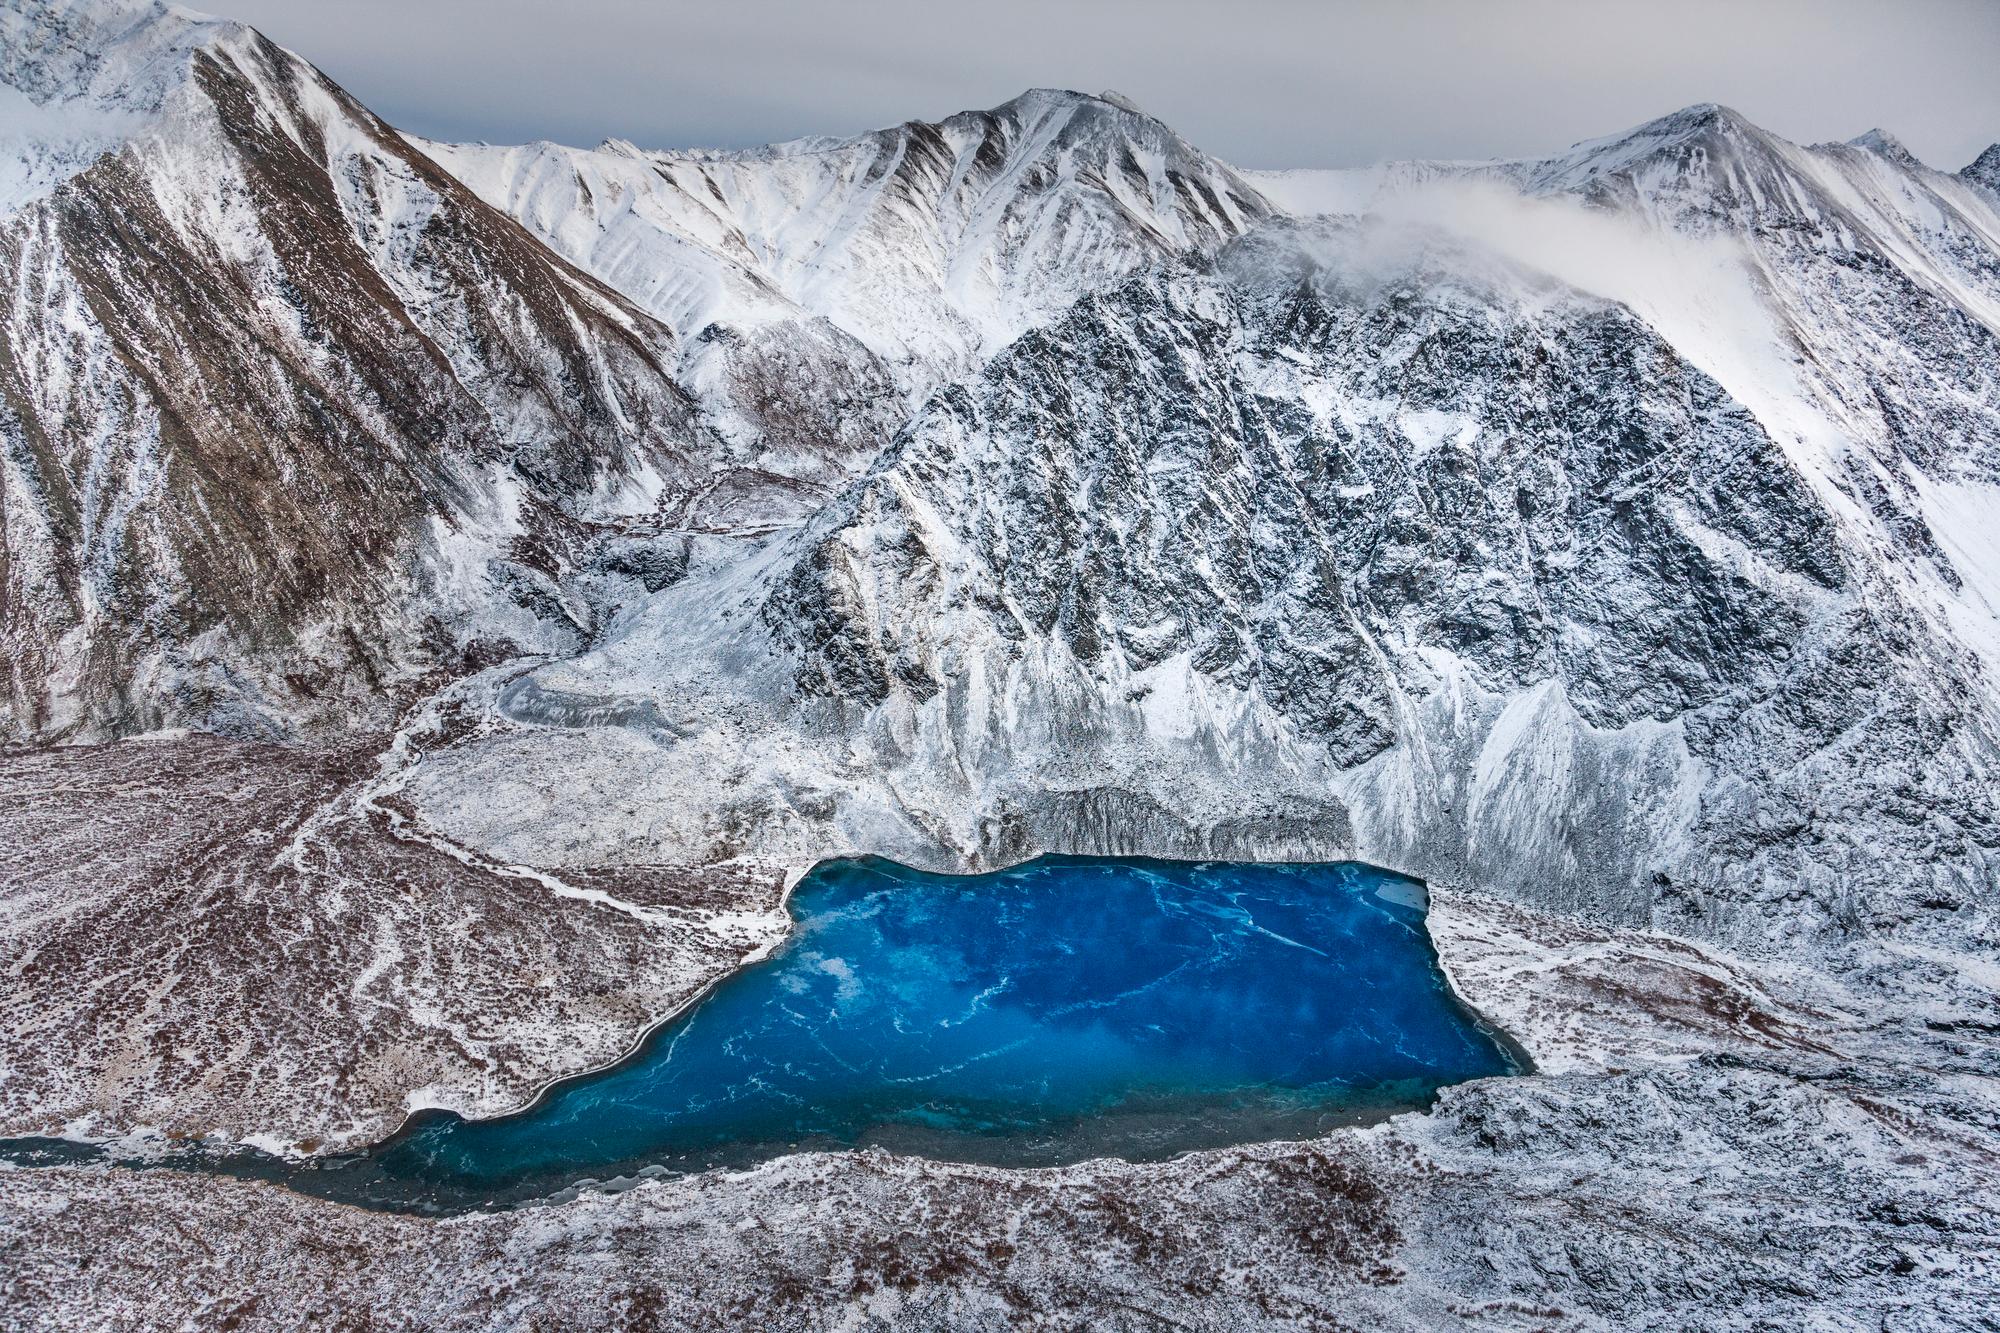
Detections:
0,0,729,740
419,90,1273,498
423,91,1270,386
0,1,1280,741
393,100,2000,966
5,0,1997,975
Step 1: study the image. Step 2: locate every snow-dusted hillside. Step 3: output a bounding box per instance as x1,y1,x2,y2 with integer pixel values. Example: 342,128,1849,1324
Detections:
423,91,1269,385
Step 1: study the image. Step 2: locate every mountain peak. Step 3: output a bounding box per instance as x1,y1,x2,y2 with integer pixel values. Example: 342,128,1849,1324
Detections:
1,0,244,108
1514,102,1764,194
1558,102,1759,160
1634,102,1756,138
1848,127,1920,166
1959,143,2000,192
0,0,261,214
981,86,1165,129
946,86,1222,170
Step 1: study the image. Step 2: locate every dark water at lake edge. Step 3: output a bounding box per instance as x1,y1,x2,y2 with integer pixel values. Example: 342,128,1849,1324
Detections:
2,856,1526,1214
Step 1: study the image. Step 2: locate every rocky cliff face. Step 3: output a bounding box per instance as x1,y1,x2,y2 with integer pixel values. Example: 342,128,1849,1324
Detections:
410,131,2000,969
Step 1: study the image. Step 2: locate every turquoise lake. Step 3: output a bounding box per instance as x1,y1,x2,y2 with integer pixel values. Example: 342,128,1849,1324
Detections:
1,855,1520,1212
324,854,1520,1209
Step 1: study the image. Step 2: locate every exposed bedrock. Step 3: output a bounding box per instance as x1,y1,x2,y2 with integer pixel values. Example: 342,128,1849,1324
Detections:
406,221,2000,976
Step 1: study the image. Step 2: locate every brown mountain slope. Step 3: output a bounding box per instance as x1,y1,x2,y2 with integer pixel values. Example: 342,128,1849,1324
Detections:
0,1,729,739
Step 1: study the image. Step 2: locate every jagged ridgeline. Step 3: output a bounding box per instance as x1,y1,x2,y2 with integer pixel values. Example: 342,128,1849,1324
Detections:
4,0,1999,956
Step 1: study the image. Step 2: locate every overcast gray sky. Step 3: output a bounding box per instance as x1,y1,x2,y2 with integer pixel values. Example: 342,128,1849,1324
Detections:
218,0,2000,171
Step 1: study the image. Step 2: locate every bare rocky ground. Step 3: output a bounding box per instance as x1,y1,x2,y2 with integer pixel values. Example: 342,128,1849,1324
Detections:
1,760,1994,1330
0,735,788,1153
